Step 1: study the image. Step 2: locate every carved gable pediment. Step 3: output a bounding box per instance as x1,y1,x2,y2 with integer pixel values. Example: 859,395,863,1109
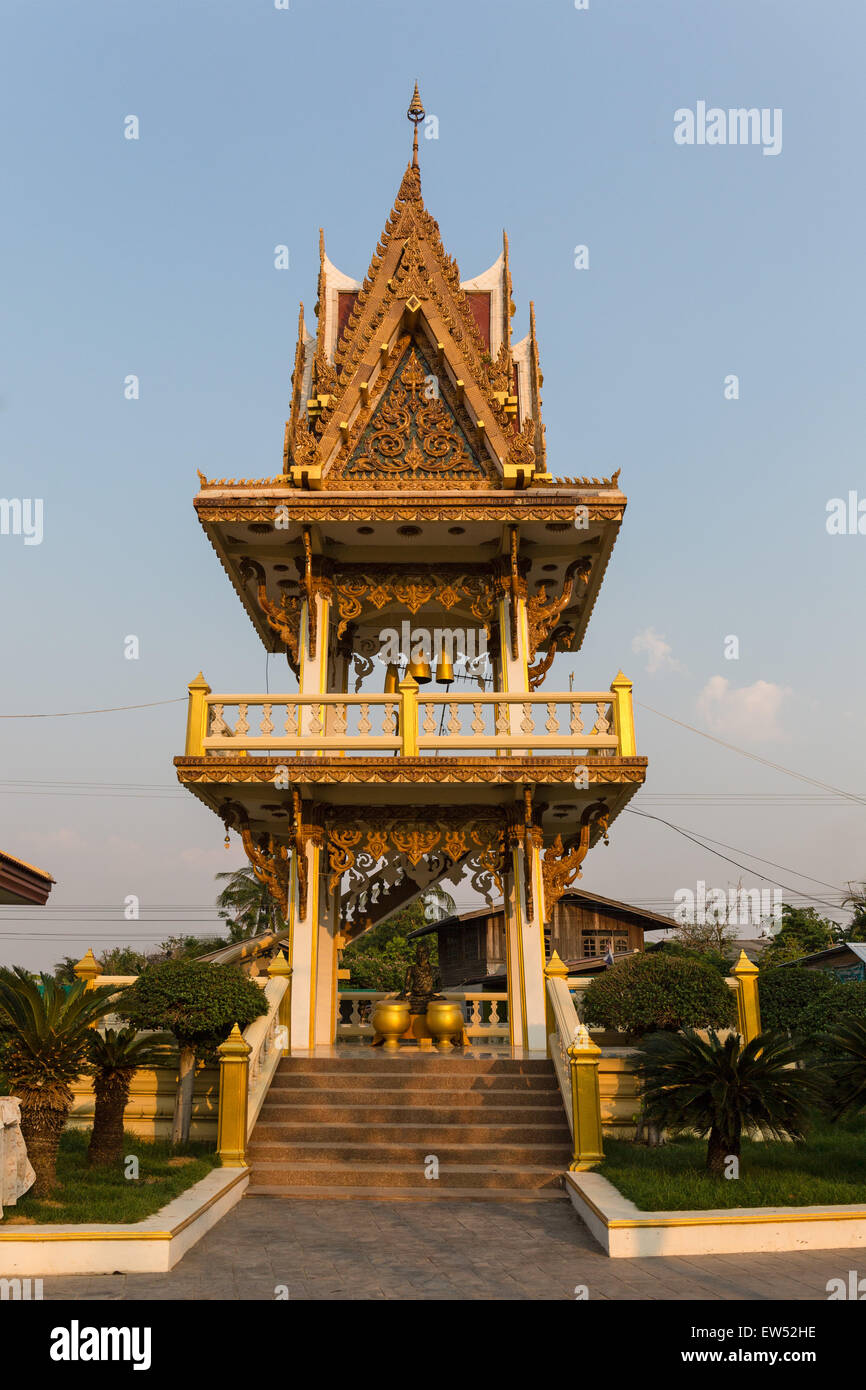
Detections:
325,342,498,490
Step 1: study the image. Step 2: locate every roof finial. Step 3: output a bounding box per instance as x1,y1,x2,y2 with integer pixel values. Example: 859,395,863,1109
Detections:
407,81,425,168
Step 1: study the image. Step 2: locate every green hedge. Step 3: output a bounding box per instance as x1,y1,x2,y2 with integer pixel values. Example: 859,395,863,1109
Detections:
582,951,737,1035
759,966,866,1036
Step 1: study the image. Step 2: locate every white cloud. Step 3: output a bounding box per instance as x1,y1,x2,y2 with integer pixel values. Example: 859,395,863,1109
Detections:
631,627,684,675
25,827,89,854
697,675,790,742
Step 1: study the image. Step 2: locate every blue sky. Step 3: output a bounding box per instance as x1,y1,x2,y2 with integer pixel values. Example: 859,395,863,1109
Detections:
2,0,864,969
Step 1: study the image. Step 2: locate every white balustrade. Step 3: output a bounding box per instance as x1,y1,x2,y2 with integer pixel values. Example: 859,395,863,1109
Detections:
200,690,621,757
335,990,509,1041
243,974,290,1135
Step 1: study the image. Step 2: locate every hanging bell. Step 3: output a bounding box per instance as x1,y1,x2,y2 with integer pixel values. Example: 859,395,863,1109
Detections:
407,653,432,685
384,662,400,695
435,652,455,686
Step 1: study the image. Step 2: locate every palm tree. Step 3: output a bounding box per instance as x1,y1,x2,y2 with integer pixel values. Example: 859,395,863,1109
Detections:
86,1026,173,1167
637,1029,820,1177
215,865,285,940
0,968,117,1194
819,1018,866,1119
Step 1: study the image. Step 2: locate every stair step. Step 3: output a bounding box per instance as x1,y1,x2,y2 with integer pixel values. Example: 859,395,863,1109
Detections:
252,1122,571,1144
274,1057,553,1074
260,1088,560,1109
267,1072,558,1092
256,1105,565,1126
247,1142,573,1164
247,1162,565,1190
245,1185,568,1202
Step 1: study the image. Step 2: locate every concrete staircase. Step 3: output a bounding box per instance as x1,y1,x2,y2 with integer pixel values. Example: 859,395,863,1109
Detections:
247,1053,572,1201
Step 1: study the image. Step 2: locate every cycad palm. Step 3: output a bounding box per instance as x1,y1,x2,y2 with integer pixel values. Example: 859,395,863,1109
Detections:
819,1019,866,1119
637,1029,820,1176
86,1026,173,1167
0,968,117,1193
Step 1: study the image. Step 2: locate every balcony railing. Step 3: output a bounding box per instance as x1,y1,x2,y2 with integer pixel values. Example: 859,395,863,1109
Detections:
183,675,636,759
336,990,510,1042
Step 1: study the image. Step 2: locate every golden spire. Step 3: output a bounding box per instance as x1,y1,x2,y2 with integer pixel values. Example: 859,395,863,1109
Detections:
407,81,425,168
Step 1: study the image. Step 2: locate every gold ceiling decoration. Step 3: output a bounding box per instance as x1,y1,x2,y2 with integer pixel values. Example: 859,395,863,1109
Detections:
332,561,498,640
324,806,506,900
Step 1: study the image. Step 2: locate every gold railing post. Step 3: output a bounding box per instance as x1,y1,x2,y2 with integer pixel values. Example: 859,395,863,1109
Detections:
267,951,293,1055
216,1023,251,1166
567,1024,605,1171
609,670,635,757
732,950,761,1044
399,674,419,756
544,951,569,1055
185,672,211,756
73,948,100,991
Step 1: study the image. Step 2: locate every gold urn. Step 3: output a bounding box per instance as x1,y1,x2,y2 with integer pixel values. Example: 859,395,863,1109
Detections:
425,999,464,1050
371,998,411,1051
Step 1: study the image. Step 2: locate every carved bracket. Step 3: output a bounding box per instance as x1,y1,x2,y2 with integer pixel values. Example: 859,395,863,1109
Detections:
527,622,574,691
541,801,610,920
220,799,292,921
240,558,302,677
526,558,591,662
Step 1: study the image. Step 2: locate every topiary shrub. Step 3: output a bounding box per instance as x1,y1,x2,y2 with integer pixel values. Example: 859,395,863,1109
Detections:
759,966,866,1037
583,951,737,1037
119,960,268,1144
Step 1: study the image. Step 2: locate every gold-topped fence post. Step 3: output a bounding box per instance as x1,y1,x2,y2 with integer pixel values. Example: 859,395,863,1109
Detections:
73,948,100,991
732,950,761,1044
609,671,635,758
185,672,211,757
399,674,419,756
216,1023,251,1166
568,1024,605,1171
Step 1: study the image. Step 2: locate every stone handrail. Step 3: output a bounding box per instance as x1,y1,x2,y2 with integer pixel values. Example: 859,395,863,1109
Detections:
545,959,605,1170
216,954,292,1165
546,973,582,1138
243,973,291,1137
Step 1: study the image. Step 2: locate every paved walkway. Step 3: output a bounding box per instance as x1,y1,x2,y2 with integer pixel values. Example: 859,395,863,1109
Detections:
44,1196,851,1300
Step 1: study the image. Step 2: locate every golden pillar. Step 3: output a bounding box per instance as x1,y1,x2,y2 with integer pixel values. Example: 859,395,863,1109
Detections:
184,672,211,756
609,670,636,757
732,950,761,1044
73,948,100,990
216,1023,251,1167
568,1024,605,1170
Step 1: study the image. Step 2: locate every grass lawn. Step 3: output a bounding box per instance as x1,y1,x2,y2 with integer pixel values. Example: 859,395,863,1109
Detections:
1,1129,220,1226
598,1116,866,1211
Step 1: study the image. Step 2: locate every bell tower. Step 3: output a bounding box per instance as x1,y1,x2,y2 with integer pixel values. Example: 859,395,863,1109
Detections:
175,88,647,1051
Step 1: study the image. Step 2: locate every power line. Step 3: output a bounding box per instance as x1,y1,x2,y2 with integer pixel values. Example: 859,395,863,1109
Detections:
624,807,847,914
637,701,866,806
0,699,185,720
